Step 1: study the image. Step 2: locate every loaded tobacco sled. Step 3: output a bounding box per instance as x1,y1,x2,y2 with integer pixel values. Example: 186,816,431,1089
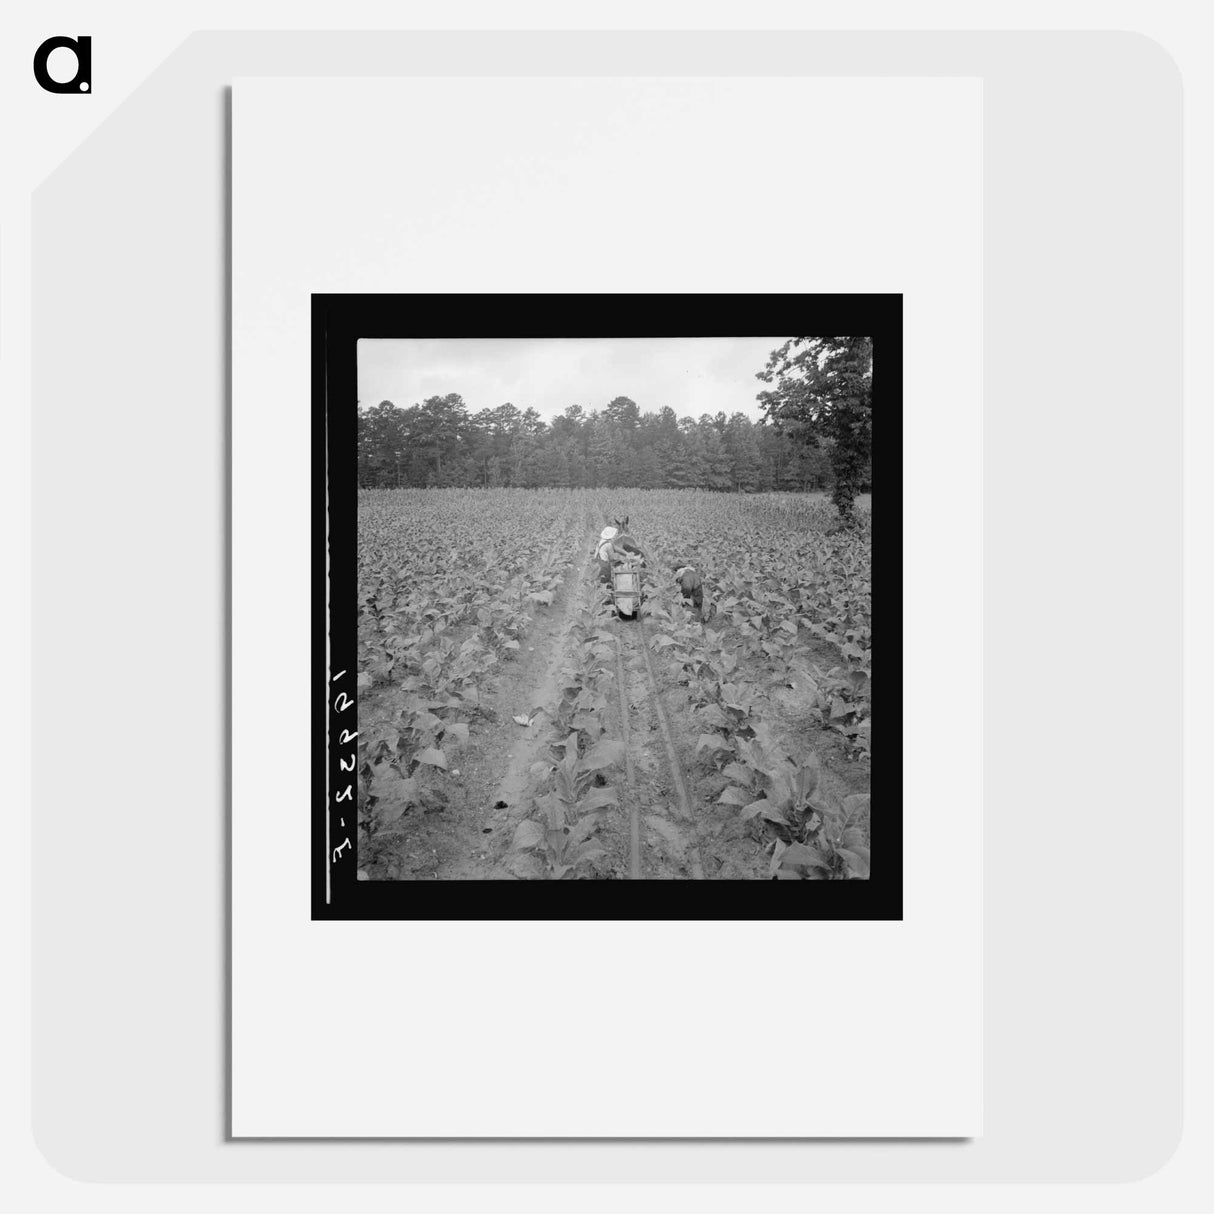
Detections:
596,518,648,620
610,557,644,620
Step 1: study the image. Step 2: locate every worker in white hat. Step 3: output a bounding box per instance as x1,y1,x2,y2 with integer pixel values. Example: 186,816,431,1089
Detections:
595,526,618,584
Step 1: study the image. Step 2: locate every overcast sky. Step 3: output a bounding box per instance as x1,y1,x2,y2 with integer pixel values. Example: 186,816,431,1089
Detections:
357,337,793,424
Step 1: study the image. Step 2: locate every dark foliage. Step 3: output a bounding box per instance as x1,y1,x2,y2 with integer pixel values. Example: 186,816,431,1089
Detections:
356,397,835,494
756,337,873,523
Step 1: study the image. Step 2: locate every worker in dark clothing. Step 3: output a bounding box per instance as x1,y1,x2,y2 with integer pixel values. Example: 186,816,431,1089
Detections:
673,559,705,616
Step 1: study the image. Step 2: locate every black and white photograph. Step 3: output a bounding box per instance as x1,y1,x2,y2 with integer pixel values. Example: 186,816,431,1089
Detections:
315,294,901,918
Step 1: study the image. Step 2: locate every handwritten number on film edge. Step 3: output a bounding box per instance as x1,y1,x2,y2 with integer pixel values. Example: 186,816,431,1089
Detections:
331,670,356,866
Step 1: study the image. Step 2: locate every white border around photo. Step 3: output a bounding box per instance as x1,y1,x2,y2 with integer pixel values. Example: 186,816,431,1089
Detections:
231,75,983,1138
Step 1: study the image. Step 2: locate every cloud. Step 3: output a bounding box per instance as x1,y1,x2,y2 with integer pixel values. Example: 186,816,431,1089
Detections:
357,337,791,423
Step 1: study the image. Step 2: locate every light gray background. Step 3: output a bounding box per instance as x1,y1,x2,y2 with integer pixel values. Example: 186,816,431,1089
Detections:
31,31,1180,1180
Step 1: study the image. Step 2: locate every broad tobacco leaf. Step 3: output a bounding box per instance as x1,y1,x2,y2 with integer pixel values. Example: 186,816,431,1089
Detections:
581,738,626,771
837,846,870,879
740,797,772,821
717,786,752,807
781,842,831,871
511,819,545,851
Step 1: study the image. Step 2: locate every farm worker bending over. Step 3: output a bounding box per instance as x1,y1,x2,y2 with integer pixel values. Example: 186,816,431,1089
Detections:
673,561,704,616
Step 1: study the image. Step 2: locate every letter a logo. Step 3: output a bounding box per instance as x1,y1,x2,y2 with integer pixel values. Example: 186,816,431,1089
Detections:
33,36,92,94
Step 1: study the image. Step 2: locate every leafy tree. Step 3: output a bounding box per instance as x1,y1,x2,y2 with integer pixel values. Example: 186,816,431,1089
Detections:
724,412,762,492
551,444,573,488
519,406,547,437
604,395,640,432
635,445,662,489
699,422,733,490
355,384,853,494
584,417,616,487
357,401,405,486
756,337,873,523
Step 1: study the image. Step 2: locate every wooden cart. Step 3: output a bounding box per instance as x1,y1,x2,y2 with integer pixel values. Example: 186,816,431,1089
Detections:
610,560,643,619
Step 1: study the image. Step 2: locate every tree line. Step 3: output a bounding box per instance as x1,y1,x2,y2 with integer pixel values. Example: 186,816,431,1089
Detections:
357,337,873,510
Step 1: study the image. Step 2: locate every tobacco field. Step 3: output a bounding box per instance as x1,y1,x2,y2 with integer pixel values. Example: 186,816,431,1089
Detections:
355,487,873,881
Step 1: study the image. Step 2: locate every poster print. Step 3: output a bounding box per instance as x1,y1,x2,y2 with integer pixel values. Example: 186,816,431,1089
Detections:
314,294,901,920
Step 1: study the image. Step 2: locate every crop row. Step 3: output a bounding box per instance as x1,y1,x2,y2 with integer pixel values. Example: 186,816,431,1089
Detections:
626,491,872,758
640,553,870,881
509,585,628,878
356,490,584,872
